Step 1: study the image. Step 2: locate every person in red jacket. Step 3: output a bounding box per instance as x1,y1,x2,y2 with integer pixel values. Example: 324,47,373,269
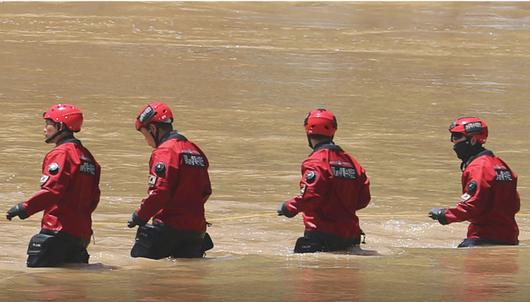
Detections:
277,108,371,253
127,101,213,259
6,104,101,267
429,117,520,247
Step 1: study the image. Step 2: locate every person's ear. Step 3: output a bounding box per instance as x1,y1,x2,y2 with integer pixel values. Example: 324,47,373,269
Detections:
148,124,156,134
470,136,478,145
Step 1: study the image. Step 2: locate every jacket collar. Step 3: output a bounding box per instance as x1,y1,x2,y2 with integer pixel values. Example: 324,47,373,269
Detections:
311,141,342,154
57,135,80,146
462,149,494,170
159,130,187,145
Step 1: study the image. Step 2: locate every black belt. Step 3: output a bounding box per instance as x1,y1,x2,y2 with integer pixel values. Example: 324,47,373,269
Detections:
40,229,89,248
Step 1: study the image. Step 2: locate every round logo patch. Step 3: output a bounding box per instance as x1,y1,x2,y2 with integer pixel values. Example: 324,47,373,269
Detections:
48,162,60,175
466,181,478,195
154,162,166,176
304,170,316,184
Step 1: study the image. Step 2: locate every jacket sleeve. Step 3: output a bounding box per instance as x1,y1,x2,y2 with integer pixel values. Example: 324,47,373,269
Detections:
445,164,491,224
356,166,371,210
515,191,521,213
90,165,102,213
136,150,174,221
196,143,212,203
23,150,71,216
284,160,329,216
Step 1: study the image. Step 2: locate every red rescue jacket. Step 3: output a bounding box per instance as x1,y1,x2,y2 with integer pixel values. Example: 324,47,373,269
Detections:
284,143,371,238
445,150,520,244
136,131,212,232
22,137,101,242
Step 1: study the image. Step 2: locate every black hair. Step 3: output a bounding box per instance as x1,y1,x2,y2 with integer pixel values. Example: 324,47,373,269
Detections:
153,122,173,132
308,134,333,141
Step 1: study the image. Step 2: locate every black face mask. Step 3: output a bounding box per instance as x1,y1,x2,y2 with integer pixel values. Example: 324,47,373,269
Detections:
453,139,485,166
453,140,472,161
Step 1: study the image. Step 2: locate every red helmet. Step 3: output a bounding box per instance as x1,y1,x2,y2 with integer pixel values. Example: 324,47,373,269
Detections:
304,108,337,137
43,104,83,132
448,117,488,144
135,101,173,130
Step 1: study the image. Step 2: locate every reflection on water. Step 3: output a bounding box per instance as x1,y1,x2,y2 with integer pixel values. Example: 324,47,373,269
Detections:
439,248,521,301
1,2,530,301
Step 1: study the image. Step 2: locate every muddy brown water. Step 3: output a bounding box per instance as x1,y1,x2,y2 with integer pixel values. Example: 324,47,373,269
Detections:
1,2,529,301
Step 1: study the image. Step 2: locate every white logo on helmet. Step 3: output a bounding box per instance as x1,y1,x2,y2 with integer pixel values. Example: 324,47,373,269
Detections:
138,106,155,123
464,122,482,133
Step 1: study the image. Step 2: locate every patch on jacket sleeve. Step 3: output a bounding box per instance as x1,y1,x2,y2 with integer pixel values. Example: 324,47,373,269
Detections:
47,162,60,175
298,184,307,197
40,175,50,186
148,174,157,187
304,170,317,184
154,162,166,176
466,181,478,195
460,193,472,202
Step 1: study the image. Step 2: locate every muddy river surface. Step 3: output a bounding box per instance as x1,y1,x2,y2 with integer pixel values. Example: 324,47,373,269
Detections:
1,2,529,301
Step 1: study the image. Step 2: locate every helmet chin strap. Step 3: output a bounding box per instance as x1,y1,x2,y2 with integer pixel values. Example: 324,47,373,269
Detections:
45,123,65,144
307,135,313,149
149,125,160,147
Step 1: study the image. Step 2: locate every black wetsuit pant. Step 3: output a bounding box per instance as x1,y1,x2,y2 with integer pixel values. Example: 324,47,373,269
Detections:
26,230,89,267
131,222,214,259
457,238,517,248
294,231,360,253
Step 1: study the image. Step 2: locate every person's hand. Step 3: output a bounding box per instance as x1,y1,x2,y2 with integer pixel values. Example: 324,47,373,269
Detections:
276,203,284,216
127,211,146,228
428,208,448,225
277,202,295,218
6,203,29,221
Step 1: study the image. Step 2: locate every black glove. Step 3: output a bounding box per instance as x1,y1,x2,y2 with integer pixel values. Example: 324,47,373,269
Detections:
127,211,146,228
428,208,448,225
277,202,296,218
6,203,29,221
